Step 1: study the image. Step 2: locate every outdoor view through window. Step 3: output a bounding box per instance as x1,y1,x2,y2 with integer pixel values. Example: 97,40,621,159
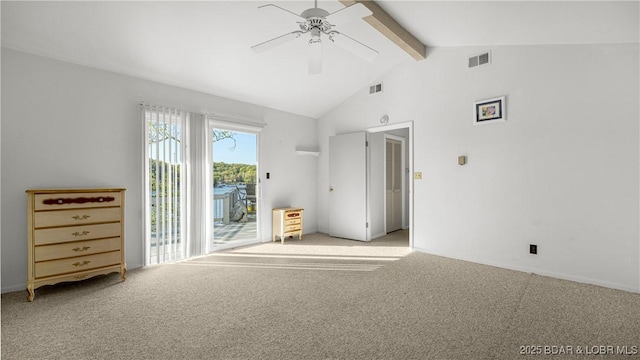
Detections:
212,129,258,249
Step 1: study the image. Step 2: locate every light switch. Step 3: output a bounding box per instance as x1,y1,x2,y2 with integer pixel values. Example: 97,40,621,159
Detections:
414,172,423,180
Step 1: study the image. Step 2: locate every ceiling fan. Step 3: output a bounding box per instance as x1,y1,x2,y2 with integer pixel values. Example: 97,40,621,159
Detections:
251,0,379,75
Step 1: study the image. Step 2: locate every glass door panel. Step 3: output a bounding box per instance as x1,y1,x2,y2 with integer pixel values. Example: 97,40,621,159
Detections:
210,128,259,250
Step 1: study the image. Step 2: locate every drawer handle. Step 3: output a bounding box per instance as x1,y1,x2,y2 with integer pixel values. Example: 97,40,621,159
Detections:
74,274,89,280
72,246,91,252
72,260,91,267
71,231,91,237
72,215,91,220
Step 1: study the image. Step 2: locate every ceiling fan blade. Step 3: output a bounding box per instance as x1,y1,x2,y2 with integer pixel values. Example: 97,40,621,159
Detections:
257,4,304,21
326,3,372,24
308,40,322,75
251,31,304,53
329,31,378,62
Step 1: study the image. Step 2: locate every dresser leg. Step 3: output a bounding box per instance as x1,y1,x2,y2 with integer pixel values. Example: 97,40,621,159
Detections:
27,285,35,302
121,266,127,282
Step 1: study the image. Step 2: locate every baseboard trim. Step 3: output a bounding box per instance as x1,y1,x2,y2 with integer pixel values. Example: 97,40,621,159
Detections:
412,247,639,294
2,283,27,294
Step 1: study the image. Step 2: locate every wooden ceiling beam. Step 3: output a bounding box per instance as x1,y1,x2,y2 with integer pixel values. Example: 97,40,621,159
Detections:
339,0,426,60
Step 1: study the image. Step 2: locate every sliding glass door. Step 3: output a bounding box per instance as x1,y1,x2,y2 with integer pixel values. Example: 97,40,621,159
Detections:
144,108,262,264
209,125,259,251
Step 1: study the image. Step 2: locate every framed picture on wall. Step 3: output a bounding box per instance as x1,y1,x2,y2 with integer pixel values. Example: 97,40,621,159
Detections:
474,96,506,124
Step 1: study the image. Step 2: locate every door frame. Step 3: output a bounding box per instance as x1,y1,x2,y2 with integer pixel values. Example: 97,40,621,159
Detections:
383,134,406,234
366,121,414,249
208,118,263,253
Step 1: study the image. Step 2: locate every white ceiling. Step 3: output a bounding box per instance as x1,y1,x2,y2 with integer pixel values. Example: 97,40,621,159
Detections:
2,1,638,118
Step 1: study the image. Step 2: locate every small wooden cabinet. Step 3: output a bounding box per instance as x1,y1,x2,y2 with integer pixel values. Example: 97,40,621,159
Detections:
26,188,127,301
272,207,303,244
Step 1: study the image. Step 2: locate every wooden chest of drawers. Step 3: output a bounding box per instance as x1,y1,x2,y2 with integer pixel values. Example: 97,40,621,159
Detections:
26,188,127,301
272,207,303,244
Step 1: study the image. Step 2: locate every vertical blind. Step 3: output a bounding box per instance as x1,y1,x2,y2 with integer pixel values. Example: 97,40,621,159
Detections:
144,105,189,265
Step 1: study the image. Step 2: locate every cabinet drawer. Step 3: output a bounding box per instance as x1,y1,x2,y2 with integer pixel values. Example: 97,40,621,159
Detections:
35,237,121,262
34,207,121,228
284,212,301,219
34,192,122,211
35,251,121,278
284,225,301,232
34,222,121,246
284,218,301,226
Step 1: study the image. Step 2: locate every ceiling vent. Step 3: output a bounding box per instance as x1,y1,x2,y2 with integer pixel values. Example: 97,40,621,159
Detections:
468,51,491,68
369,83,383,94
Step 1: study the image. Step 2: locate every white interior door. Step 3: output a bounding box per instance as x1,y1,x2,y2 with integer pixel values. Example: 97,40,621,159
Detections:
329,132,368,241
386,138,403,233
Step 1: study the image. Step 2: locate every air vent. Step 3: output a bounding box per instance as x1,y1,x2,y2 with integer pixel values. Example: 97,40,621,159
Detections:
369,83,383,94
468,51,491,68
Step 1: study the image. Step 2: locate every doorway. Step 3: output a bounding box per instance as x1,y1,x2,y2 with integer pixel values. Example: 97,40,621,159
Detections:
327,122,413,248
210,127,259,251
369,122,412,247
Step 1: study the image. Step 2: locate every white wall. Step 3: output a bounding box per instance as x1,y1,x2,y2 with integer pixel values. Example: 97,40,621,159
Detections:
1,48,318,292
260,112,318,237
318,44,640,292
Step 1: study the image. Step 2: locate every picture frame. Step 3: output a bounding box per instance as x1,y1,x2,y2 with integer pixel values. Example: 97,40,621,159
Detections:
474,96,506,125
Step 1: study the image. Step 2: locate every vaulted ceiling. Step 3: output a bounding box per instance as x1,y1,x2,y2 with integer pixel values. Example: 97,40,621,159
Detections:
2,1,638,118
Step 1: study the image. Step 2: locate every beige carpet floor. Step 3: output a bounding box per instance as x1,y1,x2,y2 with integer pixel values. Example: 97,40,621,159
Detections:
2,231,639,359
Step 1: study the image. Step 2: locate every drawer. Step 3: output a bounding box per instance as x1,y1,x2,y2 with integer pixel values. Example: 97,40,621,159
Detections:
284,218,301,226
284,224,301,232
35,237,121,262
34,222,121,246
34,192,122,211
35,251,121,278
34,207,121,228
284,212,301,219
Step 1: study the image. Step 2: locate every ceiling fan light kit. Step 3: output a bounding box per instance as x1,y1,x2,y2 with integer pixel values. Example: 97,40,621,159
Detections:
251,0,379,75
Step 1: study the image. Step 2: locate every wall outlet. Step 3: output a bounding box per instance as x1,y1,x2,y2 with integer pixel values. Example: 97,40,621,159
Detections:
414,172,423,180
529,244,537,254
